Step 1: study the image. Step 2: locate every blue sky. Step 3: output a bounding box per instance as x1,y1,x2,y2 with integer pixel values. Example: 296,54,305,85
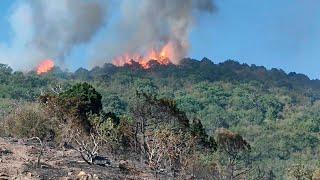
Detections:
1,0,320,79
0,0,11,42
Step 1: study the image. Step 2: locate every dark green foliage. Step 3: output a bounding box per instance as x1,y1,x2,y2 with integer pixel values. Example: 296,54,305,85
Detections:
133,92,190,129
102,94,127,116
191,119,208,141
258,95,284,120
60,82,102,117
73,67,92,80
38,83,103,134
135,79,159,96
190,119,217,149
0,64,12,85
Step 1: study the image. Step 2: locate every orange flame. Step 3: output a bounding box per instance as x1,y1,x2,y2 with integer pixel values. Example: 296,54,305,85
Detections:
37,60,55,75
112,42,175,69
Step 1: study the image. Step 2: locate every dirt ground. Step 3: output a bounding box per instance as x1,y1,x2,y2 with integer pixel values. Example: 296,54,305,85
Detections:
0,137,156,180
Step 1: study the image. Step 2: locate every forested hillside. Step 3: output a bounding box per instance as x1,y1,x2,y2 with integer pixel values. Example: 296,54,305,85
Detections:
0,58,319,179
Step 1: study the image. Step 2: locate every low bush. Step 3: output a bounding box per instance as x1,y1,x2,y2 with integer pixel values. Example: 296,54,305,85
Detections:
4,103,53,140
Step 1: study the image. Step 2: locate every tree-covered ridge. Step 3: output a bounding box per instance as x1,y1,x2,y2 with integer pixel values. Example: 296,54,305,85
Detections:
0,58,319,178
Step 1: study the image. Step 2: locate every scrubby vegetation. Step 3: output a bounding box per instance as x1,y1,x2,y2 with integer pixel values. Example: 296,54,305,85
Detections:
0,58,319,179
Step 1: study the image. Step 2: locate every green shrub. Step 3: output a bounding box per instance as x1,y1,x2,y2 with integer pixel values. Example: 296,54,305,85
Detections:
39,82,103,133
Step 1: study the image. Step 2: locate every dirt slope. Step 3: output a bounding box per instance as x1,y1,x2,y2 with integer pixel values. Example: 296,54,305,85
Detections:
0,137,155,180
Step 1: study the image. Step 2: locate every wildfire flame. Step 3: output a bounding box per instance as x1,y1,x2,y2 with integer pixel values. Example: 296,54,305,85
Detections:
37,60,55,75
112,42,175,69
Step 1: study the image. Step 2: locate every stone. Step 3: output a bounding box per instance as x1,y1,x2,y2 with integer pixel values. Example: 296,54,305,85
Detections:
27,172,33,177
93,156,111,167
119,160,138,175
77,171,86,177
93,174,99,179
41,164,49,169
0,173,9,180
77,171,91,180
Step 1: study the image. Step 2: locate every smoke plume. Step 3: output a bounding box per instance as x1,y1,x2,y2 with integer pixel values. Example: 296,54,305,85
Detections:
0,0,215,70
92,0,215,65
0,0,108,70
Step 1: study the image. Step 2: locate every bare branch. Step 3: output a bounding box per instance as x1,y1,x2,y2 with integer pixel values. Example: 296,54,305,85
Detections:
28,137,44,167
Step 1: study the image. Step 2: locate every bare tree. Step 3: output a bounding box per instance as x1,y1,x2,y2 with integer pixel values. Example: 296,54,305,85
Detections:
144,128,197,178
145,130,166,176
72,129,102,165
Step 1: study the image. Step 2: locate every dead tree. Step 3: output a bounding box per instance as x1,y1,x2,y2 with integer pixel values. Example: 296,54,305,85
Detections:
72,130,101,165
28,137,44,168
145,128,197,178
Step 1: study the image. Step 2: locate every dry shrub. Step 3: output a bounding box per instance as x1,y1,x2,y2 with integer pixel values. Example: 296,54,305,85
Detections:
4,102,52,140
145,127,198,178
313,168,320,180
287,164,314,180
191,156,221,179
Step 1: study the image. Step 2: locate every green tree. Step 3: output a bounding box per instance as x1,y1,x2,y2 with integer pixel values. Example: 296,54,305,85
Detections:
59,82,102,117
39,82,103,134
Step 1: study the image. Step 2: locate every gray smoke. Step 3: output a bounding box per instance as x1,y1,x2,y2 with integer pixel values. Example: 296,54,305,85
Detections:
0,0,108,70
91,0,215,65
0,0,215,70
29,0,107,61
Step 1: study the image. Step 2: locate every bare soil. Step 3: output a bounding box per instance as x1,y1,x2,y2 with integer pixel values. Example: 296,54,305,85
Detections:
0,137,156,180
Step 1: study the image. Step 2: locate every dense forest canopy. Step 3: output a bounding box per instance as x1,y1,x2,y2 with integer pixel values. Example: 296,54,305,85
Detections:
0,58,319,178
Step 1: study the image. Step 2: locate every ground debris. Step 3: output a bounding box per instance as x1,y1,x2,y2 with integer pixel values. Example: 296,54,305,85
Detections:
0,137,156,179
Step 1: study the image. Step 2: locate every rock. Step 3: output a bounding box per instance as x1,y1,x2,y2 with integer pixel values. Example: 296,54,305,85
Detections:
119,160,128,169
0,175,9,180
93,174,99,179
93,156,111,167
68,172,73,176
27,172,33,177
0,148,12,156
119,160,138,175
9,138,18,143
60,177,73,180
185,175,195,180
77,171,91,180
41,164,49,169
77,171,86,177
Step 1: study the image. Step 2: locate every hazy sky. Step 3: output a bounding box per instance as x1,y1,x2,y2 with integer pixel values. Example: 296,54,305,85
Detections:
1,0,320,79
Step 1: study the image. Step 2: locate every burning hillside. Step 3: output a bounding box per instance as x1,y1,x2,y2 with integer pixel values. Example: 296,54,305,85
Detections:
36,60,55,75
0,0,215,71
95,0,215,68
112,42,175,69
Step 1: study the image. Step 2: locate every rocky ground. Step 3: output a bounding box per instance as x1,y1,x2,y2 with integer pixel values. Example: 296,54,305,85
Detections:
0,137,156,180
